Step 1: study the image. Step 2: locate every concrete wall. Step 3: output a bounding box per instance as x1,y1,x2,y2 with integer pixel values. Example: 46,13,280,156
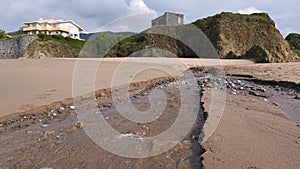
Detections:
151,12,184,27
151,15,167,27
165,13,184,26
0,36,38,59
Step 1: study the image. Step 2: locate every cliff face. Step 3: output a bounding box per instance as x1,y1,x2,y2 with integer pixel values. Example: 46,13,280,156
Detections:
0,36,38,59
106,32,194,58
106,12,298,62
23,35,84,59
193,12,299,62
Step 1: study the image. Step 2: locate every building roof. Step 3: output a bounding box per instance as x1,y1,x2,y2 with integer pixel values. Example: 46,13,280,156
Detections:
151,12,184,23
23,18,84,31
164,12,184,16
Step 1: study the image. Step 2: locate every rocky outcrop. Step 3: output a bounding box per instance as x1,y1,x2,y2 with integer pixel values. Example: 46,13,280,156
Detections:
242,45,270,63
23,34,85,59
0,36,38,59
192,12,299,62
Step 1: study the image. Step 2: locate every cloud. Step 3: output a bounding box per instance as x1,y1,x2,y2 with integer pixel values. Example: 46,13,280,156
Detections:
70,0,157,32
97,13,157,32
93,0,157,32
237,7,265,14
127,0,156,13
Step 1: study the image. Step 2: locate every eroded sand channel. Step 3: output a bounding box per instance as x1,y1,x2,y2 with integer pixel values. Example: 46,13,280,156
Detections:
0,75,205,169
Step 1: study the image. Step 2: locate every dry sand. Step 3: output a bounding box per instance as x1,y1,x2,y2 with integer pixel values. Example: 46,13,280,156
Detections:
0,58,252,117
224,62,300,83
0,58,299,168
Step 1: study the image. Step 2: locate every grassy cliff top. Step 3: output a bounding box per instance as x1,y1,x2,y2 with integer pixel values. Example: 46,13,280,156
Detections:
193,12,275,26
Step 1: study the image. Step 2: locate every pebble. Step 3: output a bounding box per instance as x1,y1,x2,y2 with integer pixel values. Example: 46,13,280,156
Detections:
59,107,65,111
249,91,260,97
257,88,267,93
59,117,66,122
69,105,75,110
182,140,191,145
103,104,112,108
142,125,149,130
41,124,49,128
26,130,33,134
74,121,83,128
52,113,58,117
249,91,267,98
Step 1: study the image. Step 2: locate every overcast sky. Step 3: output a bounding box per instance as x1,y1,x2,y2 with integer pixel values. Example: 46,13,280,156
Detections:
1,0,299,36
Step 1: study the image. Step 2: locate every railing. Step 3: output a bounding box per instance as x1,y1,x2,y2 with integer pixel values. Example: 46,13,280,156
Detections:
22,27,71,33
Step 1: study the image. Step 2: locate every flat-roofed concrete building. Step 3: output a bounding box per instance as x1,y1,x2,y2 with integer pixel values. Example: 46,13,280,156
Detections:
22,18,84,39
151,12,184,27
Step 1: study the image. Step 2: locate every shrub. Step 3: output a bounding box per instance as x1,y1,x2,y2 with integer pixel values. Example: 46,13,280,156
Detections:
0,29,7,39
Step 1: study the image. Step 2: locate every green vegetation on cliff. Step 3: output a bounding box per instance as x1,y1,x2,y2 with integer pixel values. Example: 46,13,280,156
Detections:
286,33,300,56
103,26,202,58
80,32,129,58
24,34,85,58
104,32,192,58
0,29,8,40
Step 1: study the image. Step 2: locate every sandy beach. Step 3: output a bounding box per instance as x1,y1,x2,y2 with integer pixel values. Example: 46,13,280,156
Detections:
0,58,299,168
0,58,252,117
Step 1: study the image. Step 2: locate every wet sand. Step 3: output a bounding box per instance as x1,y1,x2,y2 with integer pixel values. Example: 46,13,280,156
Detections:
201,78,300,169
0,58,300,168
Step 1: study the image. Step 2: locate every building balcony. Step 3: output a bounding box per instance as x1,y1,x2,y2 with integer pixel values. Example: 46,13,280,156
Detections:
22,27,71,33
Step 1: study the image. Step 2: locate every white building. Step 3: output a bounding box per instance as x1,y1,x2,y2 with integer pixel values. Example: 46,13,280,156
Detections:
22,18,84,39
